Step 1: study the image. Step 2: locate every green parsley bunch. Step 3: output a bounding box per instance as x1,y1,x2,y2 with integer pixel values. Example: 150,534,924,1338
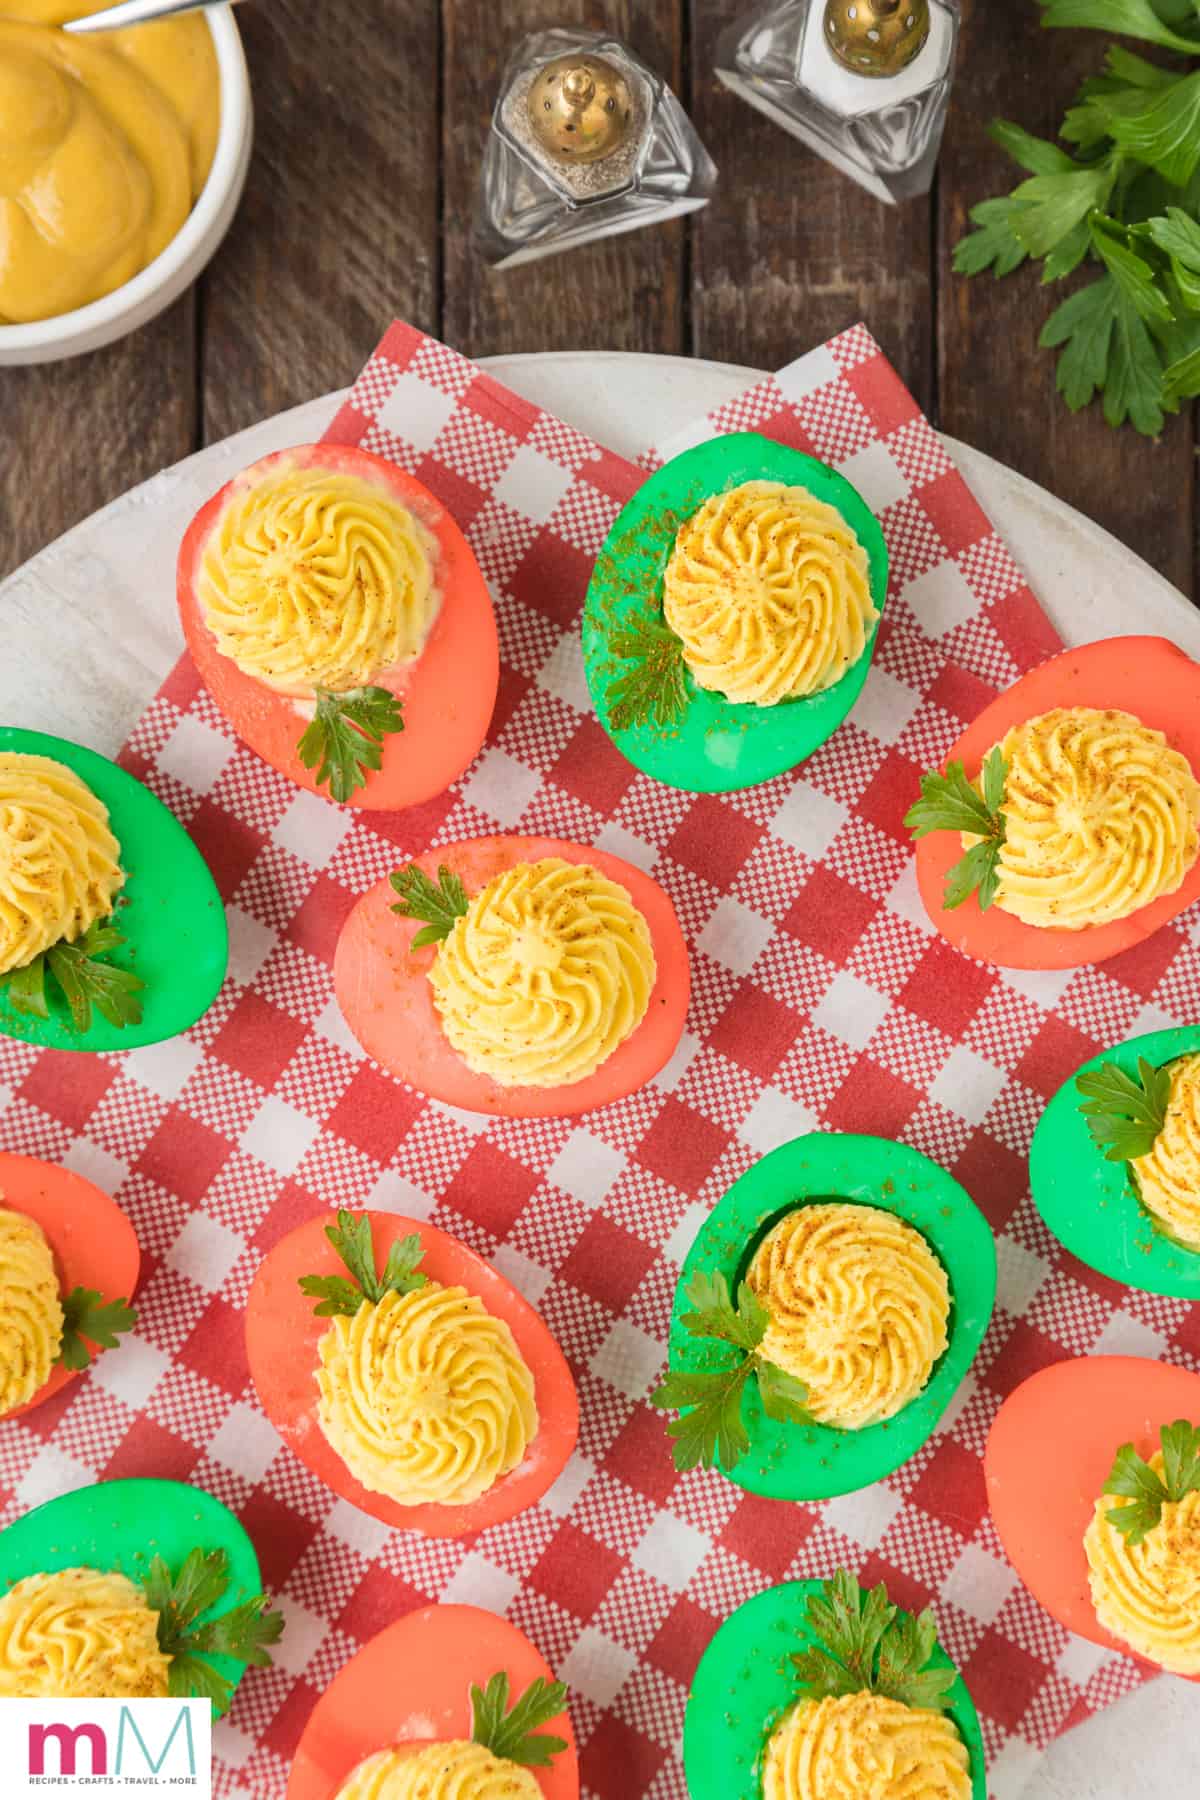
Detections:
955,0,1200,436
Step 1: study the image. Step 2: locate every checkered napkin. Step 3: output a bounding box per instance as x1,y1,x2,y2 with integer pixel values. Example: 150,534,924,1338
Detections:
2,319,1196,1800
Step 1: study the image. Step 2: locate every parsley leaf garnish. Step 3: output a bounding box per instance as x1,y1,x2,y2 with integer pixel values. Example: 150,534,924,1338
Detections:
166,1653,236,1714
470,1671,569,1768
792,1570,957,1715
143,1548,283,1717
298,1207,427,1317
389,863,470,947
955,2,1200,436
57,1287,136,1372
903,750,1008,912
606,614,689,735
652,1363,761,1475
1102,1419,1200,1545
296,685,404,804
651,1270,813,1473
143,1547,230,1639
1,921,145,1034
1074,1054,1171,1161
678,1269,771,1352
3,958,50,1020
874,1607,959,1714
187,1593,284,1666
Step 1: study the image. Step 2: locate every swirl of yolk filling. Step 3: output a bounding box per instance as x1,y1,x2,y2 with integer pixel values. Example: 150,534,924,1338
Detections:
0,1568,170,1698
660,480,877,707
763,1693,971,1800
1084,1451,1200,1673
315,1282,538,1509
972,707,1200,931
428,858,656,1089
333,1742,542,1799
0,1206,63,1415
199,463,440,696
1129,1053,1200,1252
0,752,124,977
745,1204,950,1430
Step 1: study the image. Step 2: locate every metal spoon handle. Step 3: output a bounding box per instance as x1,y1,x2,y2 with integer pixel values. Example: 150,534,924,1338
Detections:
64,0,241,33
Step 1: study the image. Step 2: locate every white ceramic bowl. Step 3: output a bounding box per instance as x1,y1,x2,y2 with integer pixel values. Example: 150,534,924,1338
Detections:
0,6,252,365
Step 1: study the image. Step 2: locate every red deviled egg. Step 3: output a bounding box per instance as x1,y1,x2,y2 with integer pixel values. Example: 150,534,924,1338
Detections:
334,835,690,1117
986,1354,1200,1678
288,1604,577,1799
908,636,1200,969
177,444,498,810
245,1209,578,1536
0,1152,138,1420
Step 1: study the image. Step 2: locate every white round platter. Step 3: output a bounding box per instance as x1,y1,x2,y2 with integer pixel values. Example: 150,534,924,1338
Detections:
0,350,1196,1798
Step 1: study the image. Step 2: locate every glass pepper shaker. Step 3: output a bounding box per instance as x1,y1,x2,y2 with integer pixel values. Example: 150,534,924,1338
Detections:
476,26,718,269
714,0,960,205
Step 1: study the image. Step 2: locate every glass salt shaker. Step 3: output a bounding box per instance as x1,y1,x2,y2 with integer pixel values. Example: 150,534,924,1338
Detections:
476,27,717,269
714,0,960,205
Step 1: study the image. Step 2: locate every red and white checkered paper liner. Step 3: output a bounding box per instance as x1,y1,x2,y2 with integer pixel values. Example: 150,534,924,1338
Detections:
3,320,1197,1800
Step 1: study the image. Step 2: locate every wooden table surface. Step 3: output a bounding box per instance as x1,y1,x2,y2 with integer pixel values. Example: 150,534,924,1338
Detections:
2,0,1194,595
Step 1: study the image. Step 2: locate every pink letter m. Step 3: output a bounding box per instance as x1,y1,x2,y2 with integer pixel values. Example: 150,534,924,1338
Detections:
29,1722,107,1775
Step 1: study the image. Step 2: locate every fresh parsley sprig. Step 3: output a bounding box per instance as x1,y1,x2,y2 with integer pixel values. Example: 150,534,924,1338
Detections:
791,1570,957,1715
1102,1419,1200,1544
955,1,1200,436
1075,1054,1171,1160
389,863,470,946
606,613,689,735
903,750,1009,912
651,1271,813,1473
57,1287,136,1373
470,1671,569,1768
1,921,145,1033
297,685,404,804
142,1548,283,1716
298,1207,427,1318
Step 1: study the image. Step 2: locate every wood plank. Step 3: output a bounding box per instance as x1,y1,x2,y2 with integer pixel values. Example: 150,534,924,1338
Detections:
441,1,686,358
200,0,440,444
688,0,935,411
938,4,1194,595
0,295,195,584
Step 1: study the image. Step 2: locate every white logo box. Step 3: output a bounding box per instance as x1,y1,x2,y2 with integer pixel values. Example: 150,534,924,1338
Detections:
0,1699,211,1795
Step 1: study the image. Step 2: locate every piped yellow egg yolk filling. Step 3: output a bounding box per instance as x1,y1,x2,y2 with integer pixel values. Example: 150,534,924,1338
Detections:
660,480,876,707
746,1204,950,1431
1085,1452,1200,1674
199,463,439,696
428,858,656,1089
333,1741,542,1800
0,1206,63,1415
0,752,124,977
973,706,1200,931
763,1693,971,1800
1130,1052,1200,1252
316,1281,538,1509
0,1568,170,1699
0,3,217,326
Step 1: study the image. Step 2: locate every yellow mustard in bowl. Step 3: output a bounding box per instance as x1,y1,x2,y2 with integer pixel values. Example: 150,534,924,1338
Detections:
0,0,219,324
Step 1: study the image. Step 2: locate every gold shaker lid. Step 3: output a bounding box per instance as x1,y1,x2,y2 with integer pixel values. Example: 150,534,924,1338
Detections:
526,53,636,163
824,0,931,77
